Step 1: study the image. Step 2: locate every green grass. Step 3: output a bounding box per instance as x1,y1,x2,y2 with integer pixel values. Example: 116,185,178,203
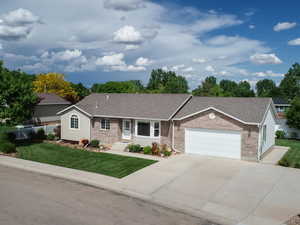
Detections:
276,139,300,168
17,143,157,178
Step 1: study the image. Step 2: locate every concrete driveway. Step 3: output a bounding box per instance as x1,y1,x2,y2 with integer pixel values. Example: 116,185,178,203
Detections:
120,154,300,225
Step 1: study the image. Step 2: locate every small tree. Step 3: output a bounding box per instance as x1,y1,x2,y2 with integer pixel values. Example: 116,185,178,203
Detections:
286,97,300,130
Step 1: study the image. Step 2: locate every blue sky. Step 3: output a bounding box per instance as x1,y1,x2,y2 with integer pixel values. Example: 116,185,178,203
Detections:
0,0,300,89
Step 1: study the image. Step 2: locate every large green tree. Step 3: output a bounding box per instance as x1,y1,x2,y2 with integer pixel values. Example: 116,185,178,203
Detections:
91,80,144,93
234,81,255,97
280,63,300,101
71,82,90,101
0,61,38,125
286,96,300,129
219,80,238,96
255,79,279,97
147,69,189,93
192,76,224,96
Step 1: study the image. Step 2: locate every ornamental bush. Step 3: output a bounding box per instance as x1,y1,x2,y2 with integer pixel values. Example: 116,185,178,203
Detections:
275,130,286,139
0,141,16,154
90,139,100,148
143,146,152,154
128,144,142,152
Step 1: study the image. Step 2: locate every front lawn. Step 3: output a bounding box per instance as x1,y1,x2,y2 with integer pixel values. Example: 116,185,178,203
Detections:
17,143,157,178
276,139,300,168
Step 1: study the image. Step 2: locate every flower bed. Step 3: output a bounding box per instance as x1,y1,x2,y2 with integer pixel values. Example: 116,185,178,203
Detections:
125,143,179,158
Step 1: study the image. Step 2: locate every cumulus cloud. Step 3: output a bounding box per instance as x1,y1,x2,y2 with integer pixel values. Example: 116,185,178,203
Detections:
171,64,185,71
135,57,153,66
205,65,215,72
0,8,40,41
288,38,300,46
253,70,284,77
112,64,146,72
182,66,194,72
249,25,255,29
52,49,82,61
113,25,143,44
2,8,40,26
96,53,126,66
250,53,282,64
273,22,296,31
192,58,207,63
206,35,240,46
125,44,139,50
103,0,147,11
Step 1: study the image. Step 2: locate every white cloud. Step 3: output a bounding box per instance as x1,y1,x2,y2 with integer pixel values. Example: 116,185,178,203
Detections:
273,22,296,31
2,8,40,26
125,44,139,50
192,58,207,63
182,66,194,72
206,35,240,46
253,70,284,77
96,53,125,66
0,8,40,41
52,49,82,61
288,38,300,46
0,43,2,50
135,57,153,66
205,65,215,72
103,0,147,11
171,64,185,71
249,25,255,29
113,25,143,44
250,53,282,64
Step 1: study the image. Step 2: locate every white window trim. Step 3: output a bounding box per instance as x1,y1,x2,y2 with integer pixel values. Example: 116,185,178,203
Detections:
135,120,160,138
100,119,110,130
69,114,80,130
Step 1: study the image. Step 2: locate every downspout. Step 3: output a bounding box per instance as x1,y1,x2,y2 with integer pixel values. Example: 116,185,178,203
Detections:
172,120,179,152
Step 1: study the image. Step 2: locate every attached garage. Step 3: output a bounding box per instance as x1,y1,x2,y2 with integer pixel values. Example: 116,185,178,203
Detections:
185,128,242,159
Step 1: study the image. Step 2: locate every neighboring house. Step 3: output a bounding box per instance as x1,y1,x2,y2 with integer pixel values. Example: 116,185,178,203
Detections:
32,93,71,125
273,97,300,138
58,93,277,161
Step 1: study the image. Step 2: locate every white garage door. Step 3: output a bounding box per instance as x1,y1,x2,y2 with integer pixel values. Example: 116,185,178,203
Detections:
185,128,241,159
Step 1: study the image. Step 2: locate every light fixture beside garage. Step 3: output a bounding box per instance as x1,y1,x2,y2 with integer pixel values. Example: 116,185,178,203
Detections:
209,112,216,120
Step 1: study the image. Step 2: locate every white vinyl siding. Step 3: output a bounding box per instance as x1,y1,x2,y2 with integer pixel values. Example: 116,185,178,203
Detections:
260,107,276,155
185,128,241,159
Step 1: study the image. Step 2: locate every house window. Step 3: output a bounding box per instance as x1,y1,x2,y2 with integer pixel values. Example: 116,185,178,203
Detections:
154,122,160,137
137,121,150,136
263,125,267,143
101,119,110,130
136,120,160,138
70,115,79,129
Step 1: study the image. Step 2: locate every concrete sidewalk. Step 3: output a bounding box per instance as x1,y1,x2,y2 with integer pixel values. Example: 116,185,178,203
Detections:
1,154,299,225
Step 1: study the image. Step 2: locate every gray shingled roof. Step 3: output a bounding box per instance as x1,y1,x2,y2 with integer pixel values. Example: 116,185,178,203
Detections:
74,93,191,120
173,97,272,124
37,93,71,105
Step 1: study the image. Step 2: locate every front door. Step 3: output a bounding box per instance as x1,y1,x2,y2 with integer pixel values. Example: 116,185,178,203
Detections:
122,120,131,139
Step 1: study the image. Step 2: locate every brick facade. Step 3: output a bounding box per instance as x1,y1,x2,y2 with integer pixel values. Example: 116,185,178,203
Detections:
91,118,122,144
173,109,259,161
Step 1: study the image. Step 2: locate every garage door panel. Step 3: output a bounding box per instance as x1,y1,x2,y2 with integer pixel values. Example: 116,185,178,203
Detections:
185,128,241,159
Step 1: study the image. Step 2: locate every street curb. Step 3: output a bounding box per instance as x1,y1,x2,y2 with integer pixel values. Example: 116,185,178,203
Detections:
0,156,233,225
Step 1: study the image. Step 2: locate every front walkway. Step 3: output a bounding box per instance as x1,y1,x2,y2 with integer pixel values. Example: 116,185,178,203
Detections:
0,154,299,225
261,146,289,165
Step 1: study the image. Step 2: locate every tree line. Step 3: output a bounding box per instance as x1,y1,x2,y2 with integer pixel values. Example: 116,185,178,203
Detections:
0,60,300,128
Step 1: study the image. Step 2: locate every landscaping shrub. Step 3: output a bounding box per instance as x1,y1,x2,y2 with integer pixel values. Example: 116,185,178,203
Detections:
90,139,100,148
163,150,172,157
278,158,290,167
143,146,152,155
0,141,16,154
291,132,298,139
294,162,300,169
276,130,286,139
47,133,55,141
128,144,142,152
0,131,16,142
35,128,46,140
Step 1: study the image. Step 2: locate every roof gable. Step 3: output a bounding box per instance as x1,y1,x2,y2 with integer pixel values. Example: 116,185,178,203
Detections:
62,93,191,120
173,97,272,124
